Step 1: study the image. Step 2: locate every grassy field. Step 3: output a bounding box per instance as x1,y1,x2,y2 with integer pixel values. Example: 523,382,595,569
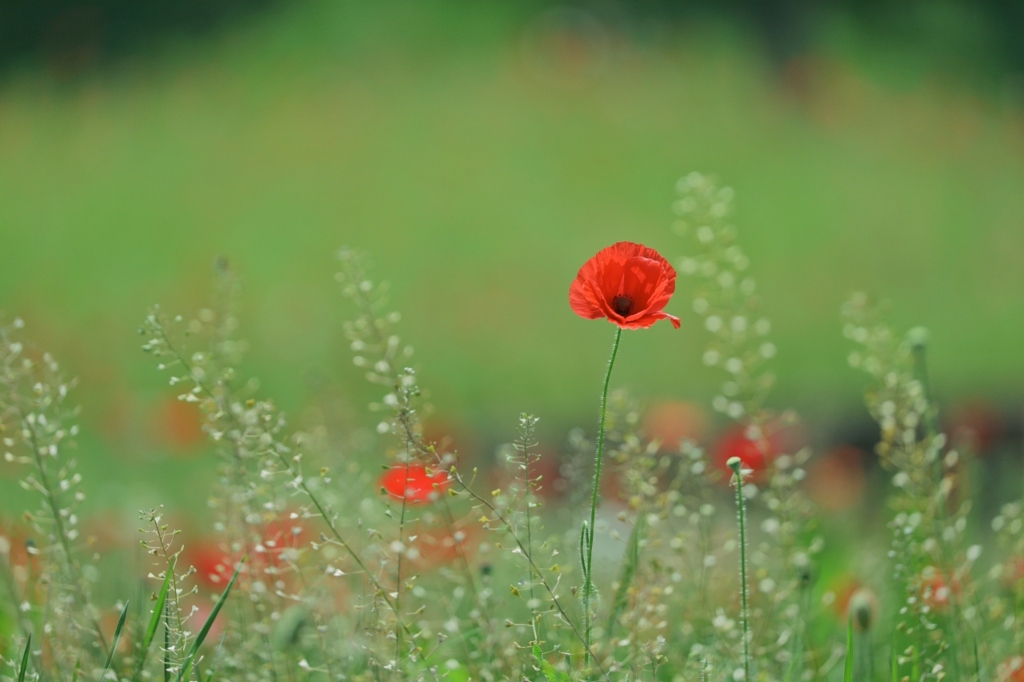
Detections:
0,0,1022,515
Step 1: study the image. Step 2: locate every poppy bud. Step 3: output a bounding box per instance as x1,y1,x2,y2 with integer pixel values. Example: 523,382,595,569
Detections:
849,588,877,632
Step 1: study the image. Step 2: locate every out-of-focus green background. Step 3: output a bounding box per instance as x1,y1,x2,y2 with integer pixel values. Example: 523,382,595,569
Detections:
0,0,1022,521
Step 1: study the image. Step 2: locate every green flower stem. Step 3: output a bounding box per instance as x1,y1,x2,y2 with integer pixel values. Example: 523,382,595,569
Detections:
583,326,622,665
728,457,752,681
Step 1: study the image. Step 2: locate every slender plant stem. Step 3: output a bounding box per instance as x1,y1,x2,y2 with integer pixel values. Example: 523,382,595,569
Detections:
910,334,969,679
394,476,410,673
583,327,622,665
728,457,752,681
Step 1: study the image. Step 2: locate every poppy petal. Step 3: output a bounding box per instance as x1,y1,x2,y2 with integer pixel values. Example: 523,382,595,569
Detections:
570,242,679,330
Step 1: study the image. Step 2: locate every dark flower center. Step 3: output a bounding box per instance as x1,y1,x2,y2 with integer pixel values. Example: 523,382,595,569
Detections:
612,295,634,316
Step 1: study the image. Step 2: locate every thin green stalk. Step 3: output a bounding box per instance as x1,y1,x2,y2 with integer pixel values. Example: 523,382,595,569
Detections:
910,331,969,679
844,615,854,682
394,478,410,674
857,630,874,682
728,457,752,681
583,327,622,664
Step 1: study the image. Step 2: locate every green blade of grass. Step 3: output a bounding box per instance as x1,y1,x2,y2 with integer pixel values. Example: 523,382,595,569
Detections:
16,634,31,682
103,601,130,674
138,557,175,674
844,615,854,682
175,556,244,682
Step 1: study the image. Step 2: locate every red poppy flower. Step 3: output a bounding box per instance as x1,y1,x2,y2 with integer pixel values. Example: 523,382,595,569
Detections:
714,426,776,479
569,242,680,329
380,464,450,504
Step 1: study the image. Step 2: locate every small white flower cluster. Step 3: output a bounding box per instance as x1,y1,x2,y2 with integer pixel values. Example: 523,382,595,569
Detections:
673,172,775,422
0,318,97,672
140,273,350,678
843,294,980,679
336,248,430,467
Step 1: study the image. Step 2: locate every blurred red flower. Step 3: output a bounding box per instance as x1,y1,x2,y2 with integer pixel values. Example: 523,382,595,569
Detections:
713,426,776,480
186,517,309,589
0,520,34,572
946,398,1004,456
569,242,680,329
919,566,961,611
643,400,707,452
380,464,450,504
806,446,867,511
999,657,1024,682
186,540,233,588
152,397,206,453
1002,556,1024,590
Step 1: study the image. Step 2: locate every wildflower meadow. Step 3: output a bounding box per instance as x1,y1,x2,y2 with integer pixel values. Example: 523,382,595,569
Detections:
1,170,1021,681
2,3,1023,681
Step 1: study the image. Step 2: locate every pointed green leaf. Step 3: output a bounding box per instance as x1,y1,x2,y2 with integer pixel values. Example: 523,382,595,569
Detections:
140,557,175,672
16,635,31,682
175,556,244,682
103,601,130,674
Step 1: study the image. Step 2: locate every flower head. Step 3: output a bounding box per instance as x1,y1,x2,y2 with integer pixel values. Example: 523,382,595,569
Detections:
380,464,450,504
569,241,680,329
